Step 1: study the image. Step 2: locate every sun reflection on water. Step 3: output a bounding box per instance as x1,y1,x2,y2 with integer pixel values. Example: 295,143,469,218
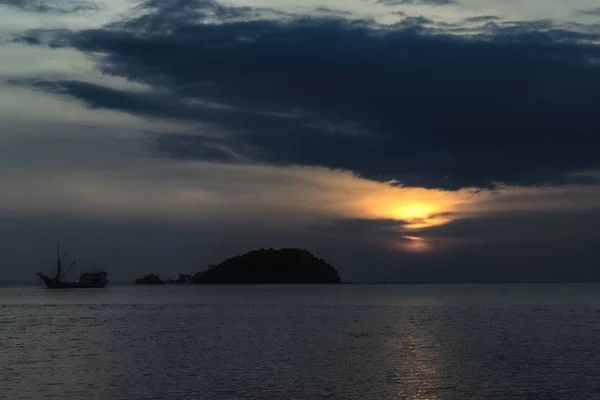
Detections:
388,331,445,400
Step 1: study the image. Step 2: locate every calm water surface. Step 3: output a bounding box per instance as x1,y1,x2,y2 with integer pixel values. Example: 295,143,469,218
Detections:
2,283,600,399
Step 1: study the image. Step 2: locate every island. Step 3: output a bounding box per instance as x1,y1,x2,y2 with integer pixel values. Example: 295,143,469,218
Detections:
134,273,165,284
166,274,192,284
192,248,341,284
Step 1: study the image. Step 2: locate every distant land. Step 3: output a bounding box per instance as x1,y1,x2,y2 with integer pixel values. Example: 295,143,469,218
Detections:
135,248,342,284
134,273,166,285
134,273,192,285
0,280,28,285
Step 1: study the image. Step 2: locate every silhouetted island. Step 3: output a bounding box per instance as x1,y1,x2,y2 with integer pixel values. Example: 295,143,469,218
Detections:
192,248,341,284
134,273,165,284
166,274,192,284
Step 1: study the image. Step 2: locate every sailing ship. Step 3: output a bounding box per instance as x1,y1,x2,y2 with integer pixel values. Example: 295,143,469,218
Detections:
37,242,109,289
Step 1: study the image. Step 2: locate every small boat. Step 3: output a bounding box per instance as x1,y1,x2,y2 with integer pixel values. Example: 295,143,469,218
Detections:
37,242,109,289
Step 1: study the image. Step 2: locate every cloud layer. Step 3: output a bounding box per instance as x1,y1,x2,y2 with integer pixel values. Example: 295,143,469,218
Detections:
12,0,600,189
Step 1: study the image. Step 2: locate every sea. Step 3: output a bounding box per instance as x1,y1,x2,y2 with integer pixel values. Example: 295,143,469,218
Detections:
2,283,600,400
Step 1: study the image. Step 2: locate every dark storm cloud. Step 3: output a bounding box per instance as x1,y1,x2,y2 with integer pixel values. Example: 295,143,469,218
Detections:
15,79,193,118
0,0,98,13
13,0,600,189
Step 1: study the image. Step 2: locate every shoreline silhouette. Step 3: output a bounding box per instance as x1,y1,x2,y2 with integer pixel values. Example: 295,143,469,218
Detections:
135,248,341,284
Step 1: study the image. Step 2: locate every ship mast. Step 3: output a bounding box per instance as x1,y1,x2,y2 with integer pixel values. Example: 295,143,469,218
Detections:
55,242,68,281
55,242,62,280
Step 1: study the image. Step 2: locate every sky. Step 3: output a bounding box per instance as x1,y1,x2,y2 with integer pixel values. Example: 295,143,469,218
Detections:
2,0,600,282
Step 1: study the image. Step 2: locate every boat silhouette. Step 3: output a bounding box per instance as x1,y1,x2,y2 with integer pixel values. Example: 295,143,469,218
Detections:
37,242,109,289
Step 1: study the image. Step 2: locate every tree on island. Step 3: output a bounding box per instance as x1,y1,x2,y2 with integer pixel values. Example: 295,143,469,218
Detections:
166,274,193,284
134,273,165,284
192,248,341,284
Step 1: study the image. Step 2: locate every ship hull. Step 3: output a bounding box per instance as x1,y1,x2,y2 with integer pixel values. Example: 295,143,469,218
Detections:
38,274,108,289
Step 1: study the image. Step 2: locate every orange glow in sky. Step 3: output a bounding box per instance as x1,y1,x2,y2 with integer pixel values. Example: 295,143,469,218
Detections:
349,185,471,230
394,203,436,220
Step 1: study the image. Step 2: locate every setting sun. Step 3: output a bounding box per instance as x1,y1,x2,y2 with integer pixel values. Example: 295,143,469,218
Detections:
394,203,437,220
347,184,471,231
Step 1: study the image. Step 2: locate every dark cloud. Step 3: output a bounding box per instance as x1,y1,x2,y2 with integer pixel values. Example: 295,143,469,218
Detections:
464,15,501,23
152,133,240,162
392,15,432,26
10,35,42,45
313,6,353,16
128,0,255,27
484,19,600,42
13,0,600,189
0,0,98,13
578,8,600,16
